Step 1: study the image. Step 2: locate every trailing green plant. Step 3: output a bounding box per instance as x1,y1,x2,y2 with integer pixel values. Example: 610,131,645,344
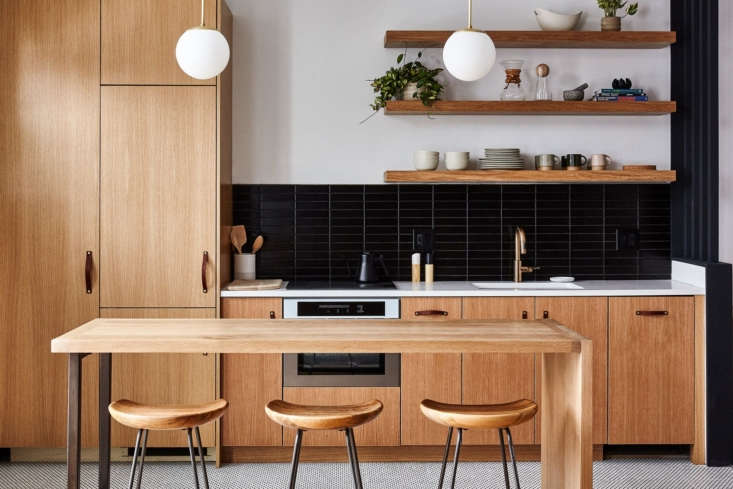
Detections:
367,51,443,114
597,0,639,17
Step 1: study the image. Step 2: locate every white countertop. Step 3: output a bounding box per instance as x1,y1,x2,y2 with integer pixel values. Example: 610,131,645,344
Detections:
221,280,705,298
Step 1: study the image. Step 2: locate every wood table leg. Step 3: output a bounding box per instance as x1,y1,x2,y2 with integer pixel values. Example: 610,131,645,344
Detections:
99,353,112,489
67,353,87,489
541,339,593,489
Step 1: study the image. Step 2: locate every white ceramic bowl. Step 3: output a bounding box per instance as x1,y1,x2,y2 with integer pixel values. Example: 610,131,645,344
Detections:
445,152,469,170
534,8,583,31
414,150,439,171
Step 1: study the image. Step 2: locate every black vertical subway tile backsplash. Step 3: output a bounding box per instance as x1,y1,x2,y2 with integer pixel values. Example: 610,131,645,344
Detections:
233,184,672,282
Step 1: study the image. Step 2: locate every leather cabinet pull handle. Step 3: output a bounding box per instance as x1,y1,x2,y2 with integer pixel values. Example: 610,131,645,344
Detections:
202,251,209,293
415,310,449,316
85,251,93,294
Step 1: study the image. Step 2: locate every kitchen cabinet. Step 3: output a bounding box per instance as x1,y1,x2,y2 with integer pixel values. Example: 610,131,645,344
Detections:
535,297,608,444
0,0,100,448
609,296,694,444
462,298,536,445
221,298,283,446
100,308,217,447
400,298,462,445
282,388,400,447
100,86,217,308
101,0,218,85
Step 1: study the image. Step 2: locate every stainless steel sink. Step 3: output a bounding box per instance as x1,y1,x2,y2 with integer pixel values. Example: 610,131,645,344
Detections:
472,282,583,290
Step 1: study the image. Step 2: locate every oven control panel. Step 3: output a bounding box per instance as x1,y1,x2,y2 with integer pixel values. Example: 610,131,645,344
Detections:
283,298,400,319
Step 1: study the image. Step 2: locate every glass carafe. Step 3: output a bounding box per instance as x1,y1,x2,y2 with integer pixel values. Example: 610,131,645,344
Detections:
501,59,525,101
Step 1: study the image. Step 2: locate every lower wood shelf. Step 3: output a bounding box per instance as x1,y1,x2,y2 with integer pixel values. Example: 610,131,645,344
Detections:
384,100,676,116
384,170,677,184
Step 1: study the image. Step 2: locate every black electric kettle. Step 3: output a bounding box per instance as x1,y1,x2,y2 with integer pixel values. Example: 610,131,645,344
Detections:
356,251,390,283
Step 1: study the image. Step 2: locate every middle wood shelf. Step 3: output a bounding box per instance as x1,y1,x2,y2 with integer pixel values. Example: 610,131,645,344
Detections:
384,100,676,116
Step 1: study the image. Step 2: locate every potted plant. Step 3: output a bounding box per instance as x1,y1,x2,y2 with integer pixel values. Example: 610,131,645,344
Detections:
597,0,639,31
365,51,443,120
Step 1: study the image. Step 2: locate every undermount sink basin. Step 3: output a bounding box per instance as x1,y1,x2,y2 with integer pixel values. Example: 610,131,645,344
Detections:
472,282,583,290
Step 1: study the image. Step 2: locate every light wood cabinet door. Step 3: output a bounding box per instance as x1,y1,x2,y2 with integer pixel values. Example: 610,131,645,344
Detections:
101,86,217,308
101,0,218,85
221,298,283,447
609,296,694,444
400,298,462,445
101,308,217,447
535,297,608,444
283,388,400,447
462,298,535,445
0,0,100,448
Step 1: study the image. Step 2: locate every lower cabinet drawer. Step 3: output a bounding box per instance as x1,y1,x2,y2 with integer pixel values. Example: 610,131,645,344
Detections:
282,387,400,446
608,296,695,444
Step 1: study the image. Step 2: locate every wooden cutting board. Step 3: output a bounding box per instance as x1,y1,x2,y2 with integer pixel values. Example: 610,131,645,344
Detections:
225,279,283,291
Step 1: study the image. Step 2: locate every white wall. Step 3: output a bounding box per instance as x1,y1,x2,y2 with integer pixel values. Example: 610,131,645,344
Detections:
228,0,671,184
719,0,733,264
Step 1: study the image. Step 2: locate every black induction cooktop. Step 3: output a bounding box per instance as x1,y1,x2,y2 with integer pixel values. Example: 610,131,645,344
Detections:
286,280,396,290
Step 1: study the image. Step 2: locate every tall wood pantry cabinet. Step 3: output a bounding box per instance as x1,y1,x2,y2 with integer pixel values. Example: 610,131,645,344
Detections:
0,0,232,450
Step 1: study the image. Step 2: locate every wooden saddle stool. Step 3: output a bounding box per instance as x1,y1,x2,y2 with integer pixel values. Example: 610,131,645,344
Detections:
109,398,228,489
420,398,538,489
265,399,383,489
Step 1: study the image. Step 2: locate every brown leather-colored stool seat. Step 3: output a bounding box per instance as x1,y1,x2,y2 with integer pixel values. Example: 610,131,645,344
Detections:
109,398,228,489
265,399,382,431
265,399,383,489
420,398,537,430
420,398,538,489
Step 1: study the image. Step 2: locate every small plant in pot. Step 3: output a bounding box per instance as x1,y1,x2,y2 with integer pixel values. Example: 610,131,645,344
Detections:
597,0,639,31
364,51,443,122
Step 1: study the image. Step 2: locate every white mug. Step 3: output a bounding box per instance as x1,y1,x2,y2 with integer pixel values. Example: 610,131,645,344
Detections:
590,154,612,170
445,152,469,170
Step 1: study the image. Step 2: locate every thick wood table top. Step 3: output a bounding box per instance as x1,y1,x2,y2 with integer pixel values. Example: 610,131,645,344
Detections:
51,318,587,354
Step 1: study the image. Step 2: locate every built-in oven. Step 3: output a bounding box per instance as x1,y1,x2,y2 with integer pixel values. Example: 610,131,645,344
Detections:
282,298,400,387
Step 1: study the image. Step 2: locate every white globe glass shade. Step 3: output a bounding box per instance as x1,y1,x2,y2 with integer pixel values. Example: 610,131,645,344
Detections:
176,27,230,80
442,30,496,82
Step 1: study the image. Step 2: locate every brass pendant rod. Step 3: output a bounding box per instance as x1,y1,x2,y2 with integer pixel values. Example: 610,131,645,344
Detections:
200,0,205,26
468,0,473,29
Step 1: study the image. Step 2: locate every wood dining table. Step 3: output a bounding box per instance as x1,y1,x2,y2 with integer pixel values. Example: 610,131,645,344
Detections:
52,318,593,489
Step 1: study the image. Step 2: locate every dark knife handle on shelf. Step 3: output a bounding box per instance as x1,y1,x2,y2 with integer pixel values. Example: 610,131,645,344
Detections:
635,310,669,316
202,251,209,293
85,251,93,294
415,310,448,316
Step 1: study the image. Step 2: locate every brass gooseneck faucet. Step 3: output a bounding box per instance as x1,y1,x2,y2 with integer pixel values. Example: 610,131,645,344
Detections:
514,226,540,282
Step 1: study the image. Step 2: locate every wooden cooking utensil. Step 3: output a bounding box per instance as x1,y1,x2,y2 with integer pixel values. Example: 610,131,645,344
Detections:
251,235,264,254
623,165,657,170
231,225,247,254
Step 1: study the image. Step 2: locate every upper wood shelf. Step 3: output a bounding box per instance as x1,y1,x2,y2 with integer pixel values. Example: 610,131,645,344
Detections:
384,30,677,49
384,170,677,184
385,100,676,116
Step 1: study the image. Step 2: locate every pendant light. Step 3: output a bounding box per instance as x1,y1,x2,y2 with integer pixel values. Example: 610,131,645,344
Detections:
442,0,496,82
176,0,230,80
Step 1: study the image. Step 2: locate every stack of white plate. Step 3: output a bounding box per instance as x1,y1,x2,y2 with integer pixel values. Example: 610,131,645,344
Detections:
479,148,525,170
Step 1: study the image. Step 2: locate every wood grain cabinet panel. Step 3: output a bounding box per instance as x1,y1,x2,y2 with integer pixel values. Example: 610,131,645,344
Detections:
282,388,400,447
400,298,462,445
0,0,100,448
100,86,217,308
609,296,694,444
462,298,536,445
100,308,217,447
221,298,283,447
101,0,218,85
535,297,608,444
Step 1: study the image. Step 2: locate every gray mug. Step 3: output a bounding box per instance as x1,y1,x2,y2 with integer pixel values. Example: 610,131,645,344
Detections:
535,154,560,170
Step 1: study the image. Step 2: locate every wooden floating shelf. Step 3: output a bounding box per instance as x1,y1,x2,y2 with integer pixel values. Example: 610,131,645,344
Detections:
385,100,676,116
384,30,676,49
384,170,677,184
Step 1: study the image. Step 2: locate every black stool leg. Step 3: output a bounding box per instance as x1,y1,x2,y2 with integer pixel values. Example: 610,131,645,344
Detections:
194,426,210,489
186,428,201,489
449,428,463,489
498,429,510,489
135,429,148,489
437,427,454,489
505,427,521,489
344,428,364,489
128,429,143,489
289,429,304,489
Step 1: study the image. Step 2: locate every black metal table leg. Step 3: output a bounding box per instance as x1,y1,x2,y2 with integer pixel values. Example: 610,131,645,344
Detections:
99,353,112,489
67,353,85,489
